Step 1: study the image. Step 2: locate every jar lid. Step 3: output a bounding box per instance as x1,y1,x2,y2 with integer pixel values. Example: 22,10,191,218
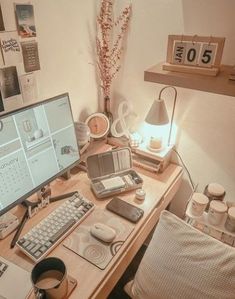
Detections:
192,193,209,205
228,207,235,219
135,188,146,200
207,183,225,196
210,200,227,213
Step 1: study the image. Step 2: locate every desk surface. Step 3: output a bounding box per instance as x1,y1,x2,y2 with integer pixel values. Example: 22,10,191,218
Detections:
0,163,182,299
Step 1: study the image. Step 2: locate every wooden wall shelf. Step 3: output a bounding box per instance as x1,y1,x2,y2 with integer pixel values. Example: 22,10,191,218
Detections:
144,63,235,97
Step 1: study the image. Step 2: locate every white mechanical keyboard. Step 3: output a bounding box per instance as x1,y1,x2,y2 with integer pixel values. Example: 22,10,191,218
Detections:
16,192,94,262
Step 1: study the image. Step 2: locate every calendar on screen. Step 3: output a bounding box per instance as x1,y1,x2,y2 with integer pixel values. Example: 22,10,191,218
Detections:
0,150,33,209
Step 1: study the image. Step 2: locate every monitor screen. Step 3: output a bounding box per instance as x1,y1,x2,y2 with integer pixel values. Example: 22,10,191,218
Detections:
0,93,80,216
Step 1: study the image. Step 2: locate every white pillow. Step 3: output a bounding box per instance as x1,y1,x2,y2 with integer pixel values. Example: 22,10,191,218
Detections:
124,210,235,299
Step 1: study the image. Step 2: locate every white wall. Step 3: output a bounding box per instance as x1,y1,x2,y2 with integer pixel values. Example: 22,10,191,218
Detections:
4,0,234,217
170,0,235,216
112,0,235,217
33,0,99,121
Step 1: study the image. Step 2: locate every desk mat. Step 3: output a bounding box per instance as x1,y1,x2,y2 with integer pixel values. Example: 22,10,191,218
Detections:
63,208,134,270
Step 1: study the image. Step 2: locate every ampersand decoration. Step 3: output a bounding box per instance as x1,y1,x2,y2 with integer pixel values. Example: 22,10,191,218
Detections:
111,101,133,138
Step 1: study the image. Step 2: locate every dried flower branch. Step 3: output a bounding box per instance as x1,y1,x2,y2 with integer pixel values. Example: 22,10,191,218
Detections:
96,0,132,98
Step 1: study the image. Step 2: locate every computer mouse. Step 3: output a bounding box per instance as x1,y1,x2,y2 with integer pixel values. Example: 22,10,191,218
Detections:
90,223,116,243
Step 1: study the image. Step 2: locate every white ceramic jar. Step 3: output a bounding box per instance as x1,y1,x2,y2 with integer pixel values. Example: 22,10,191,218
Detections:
208,200,227,226
204,183,226,211
75,122,90,146
189,193,209,217
225,207,235,232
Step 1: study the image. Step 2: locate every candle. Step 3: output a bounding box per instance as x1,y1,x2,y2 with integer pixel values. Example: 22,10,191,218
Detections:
149,136,162,149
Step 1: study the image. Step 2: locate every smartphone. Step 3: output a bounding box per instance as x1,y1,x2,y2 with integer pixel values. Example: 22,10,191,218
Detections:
106,197,144,223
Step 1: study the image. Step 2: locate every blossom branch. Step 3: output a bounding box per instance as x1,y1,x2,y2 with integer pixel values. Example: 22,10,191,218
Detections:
96,0,132,98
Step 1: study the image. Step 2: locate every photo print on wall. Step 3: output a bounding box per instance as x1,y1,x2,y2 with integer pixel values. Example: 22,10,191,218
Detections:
0,66,21,99
0,31,22,65
0,92,4,112
21,41,40,72
15,4,36,38
19,72,38,103
0,4,5,31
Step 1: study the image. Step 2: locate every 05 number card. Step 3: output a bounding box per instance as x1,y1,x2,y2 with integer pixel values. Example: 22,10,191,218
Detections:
163,35,225,76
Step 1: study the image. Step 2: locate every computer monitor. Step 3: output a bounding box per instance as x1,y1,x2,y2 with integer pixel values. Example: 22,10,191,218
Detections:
0,93,80,216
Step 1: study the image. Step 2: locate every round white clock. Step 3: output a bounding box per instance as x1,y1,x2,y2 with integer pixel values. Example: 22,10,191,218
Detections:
85,113,110,139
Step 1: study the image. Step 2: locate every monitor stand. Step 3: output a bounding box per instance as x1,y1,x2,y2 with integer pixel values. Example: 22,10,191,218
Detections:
10,186,77,249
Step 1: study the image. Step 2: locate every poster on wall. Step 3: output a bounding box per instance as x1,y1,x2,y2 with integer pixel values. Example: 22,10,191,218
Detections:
0,0,17,31
0,5,5,31
0,31,22,65
19,72,38,103
15,4,36,38
0,66,21,99
0,92,4,112
21,40,40,72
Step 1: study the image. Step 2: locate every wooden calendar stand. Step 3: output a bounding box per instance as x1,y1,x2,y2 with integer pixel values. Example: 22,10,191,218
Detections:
163,35,225,76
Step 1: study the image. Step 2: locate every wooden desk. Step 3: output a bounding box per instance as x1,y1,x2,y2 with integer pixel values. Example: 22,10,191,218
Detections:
0,163,182,299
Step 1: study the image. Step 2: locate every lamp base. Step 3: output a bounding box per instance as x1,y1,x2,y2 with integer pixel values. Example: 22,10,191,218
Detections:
132,143,174,173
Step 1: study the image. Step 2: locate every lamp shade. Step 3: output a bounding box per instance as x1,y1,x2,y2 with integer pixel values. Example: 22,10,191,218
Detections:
145,98,169,126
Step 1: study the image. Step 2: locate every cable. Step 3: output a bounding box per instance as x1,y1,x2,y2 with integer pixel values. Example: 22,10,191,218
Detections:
172,148,200,218
10,209,28,248
172,148,195,190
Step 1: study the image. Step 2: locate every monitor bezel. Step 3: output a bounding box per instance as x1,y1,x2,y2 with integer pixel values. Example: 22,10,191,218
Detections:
0,92,80,216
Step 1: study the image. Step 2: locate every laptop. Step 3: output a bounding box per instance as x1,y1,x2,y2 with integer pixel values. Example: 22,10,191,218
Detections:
0,256,32,299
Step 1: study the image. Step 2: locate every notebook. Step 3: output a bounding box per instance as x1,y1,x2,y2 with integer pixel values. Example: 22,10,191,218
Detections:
101,176,125,190
0,256,32,299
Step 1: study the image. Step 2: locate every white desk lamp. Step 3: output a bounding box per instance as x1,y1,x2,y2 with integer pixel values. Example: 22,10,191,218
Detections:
145,85,177,151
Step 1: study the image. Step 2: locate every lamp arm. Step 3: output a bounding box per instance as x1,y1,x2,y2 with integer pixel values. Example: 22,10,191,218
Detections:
158,86,177,146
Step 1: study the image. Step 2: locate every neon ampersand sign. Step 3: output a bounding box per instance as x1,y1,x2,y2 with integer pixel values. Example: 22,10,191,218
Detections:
111,101,133,138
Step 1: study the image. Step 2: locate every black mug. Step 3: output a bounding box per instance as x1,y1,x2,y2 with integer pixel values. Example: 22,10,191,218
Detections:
31,257,68,299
